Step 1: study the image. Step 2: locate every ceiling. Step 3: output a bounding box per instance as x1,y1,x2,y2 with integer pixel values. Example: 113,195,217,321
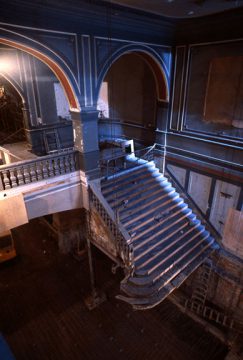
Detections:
102,0,243,18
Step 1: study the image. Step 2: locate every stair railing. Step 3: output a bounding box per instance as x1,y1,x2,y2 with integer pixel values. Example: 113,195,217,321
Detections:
0,149,79,191
89,180,133,269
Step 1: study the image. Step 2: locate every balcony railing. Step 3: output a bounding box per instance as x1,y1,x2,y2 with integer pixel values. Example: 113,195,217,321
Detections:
0,150,79,191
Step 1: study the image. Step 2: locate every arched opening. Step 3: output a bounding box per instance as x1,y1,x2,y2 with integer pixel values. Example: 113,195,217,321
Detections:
0,75,26,144
97,52,168,146
0,41,79,161
0,38,79,111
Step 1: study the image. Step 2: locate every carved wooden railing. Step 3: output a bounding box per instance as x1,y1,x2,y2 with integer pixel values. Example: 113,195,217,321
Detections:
0,150,79,191
89,181,133,269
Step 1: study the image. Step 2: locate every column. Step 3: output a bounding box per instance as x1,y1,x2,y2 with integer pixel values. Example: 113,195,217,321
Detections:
71,108,100,173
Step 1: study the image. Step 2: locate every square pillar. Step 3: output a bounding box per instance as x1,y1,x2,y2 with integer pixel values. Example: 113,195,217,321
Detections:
71,108,100,173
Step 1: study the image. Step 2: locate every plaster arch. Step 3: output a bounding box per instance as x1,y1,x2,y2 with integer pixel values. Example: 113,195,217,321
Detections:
96,45,170,104
0,31,80,111
0,72,26,104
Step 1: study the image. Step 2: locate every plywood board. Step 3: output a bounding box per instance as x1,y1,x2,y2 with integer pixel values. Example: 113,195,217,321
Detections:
0,193,28,232
188,172,211,214
167,164,186,187
204,56,243,124
222,208,243,259
209,180,241,235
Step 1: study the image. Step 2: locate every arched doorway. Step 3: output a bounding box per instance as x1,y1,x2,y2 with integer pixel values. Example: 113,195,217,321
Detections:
97,51,168,145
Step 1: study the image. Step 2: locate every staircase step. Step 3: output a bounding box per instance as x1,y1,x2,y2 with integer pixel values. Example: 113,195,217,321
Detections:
133,213,197,252
118,185,174,217
112,182,172,213
121,236,215,298
134,218,201,267
102,170,161,198
105,172,163,202
132,207,193,247
135,227,209,276
101,161,155,190
126,197,185,233
129,203,190,243
118,245,215,310
121,189,178,226
129,231,212,286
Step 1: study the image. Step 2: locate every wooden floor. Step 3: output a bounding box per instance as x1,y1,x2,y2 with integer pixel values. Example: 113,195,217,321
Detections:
0,219,228,360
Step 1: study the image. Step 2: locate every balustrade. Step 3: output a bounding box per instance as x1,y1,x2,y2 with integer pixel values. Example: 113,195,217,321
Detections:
89,186,133,268
0,150,79,191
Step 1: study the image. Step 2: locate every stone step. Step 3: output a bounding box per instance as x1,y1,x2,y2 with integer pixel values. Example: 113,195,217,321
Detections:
118,185,174,216
128,231,211,287
121,237,215,300
121,187,177,224
101,161,155,190
124,195,184,232
130,204,192,248
102,168,160,197
134,217,200,266
118,245,215,310
105,171,163,201
134,220,201,270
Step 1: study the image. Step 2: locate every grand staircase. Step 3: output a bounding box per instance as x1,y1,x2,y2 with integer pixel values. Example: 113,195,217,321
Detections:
93,157,219,310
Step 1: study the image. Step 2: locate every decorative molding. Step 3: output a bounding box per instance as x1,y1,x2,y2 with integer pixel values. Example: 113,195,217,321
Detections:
81,35,93,107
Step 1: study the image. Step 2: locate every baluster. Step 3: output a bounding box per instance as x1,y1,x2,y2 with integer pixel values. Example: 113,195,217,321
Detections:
60,157,65,175
2,170,11,189
23,165,31,184
16,167,24,186
47,160,54,177
29,163,38,182
62,156,68,174
64,155,70,172
0,172,4,191
41,161,49,179
68,154,75,172
9,168,18,188
35,162,43,181
52,157,59,176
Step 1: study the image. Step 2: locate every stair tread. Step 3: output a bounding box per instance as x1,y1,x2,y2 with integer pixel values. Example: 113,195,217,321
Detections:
131,207,193,246
101,161,156,189
120,187,176,220
135,226,207,275
134,218,201,267
106,173,167,207
120,246,215,310
101,170,161,197
129,233,213,286
122,190,179,226
126,198,186,234
133,213,197,252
